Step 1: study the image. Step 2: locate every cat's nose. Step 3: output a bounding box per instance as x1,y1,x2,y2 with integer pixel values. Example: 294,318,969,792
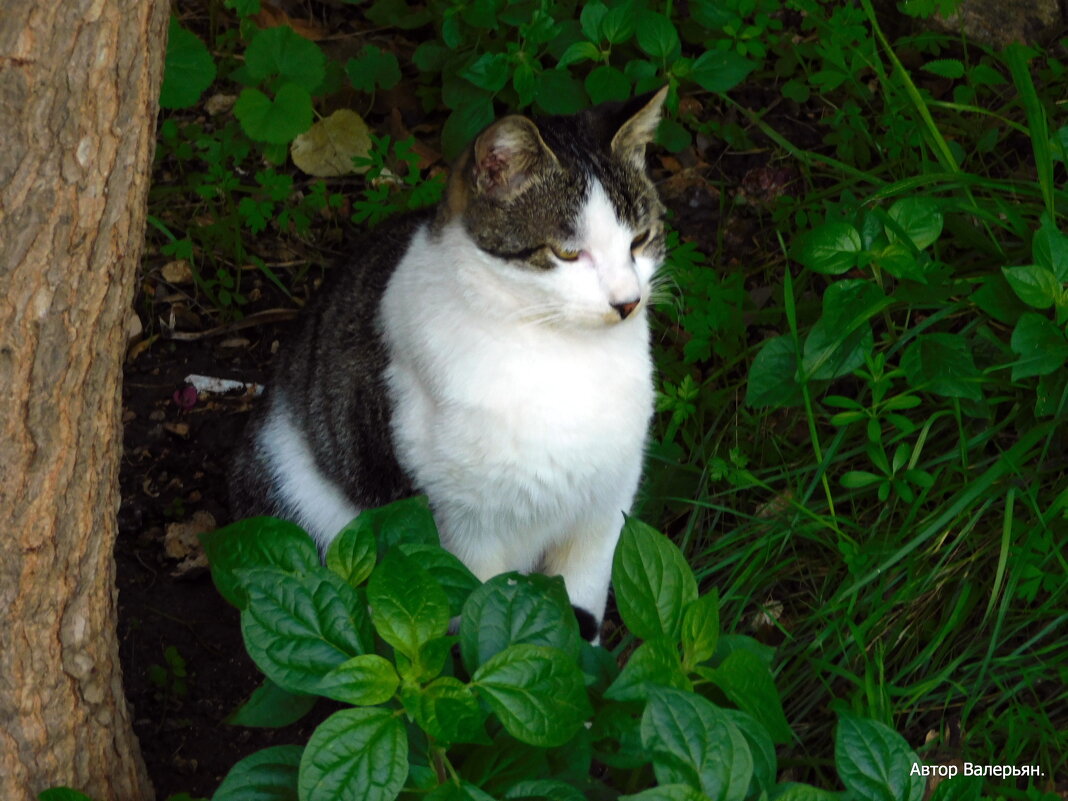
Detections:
612,298,640,319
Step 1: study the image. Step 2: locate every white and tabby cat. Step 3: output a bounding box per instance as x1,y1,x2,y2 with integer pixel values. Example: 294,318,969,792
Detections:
229,88,668,640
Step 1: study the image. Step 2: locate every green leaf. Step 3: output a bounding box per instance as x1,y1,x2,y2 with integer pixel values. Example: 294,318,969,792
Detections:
398,543,480,617
656,119,692,153
441,97,496,161
971,274,1029,324
770,785,838,801
513,62,537,107
317,654,400,705
234,84,314,144
225,677,316,728
325,517,376,589
1033,218,1068,280
745,336,803,408
534,70,587,115
1002,264,1062,309
841,471,883,489
635,11,680,61
299,708,407,801
922,59,965,79
240,568,370,694
211,744,302,801
585,65,631,104
690,0,731,30
612,517,698,642
461,572,581,673
472,644,592,747
795,222,862,274
160,18,217,110
703,649,792,744
901,333,984,400
604,637,690,702
600,3,636,43
244,25,325,92
407,676,489,744
367,549,450,661
558,41,601,68
887,197,943,250
462,52,511,93
835,713,925,801
927,775,984,801
1009,312,1068,380
200,517,319,608
346,45,402,93
722,707,777,794
641,687,753,801
802,319,873,381
619,786,709,801
37,791,95,801
689,50,756,94
681,590,719,670
504,780,587,801
580,2,608,41
819,279,890,334
359,495,440,553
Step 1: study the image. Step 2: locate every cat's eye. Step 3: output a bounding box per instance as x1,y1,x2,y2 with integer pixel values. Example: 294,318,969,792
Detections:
551,246,582,261
631,230,651,250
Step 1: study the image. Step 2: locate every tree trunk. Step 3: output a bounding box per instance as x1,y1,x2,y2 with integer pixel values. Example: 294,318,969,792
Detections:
0,0,167,798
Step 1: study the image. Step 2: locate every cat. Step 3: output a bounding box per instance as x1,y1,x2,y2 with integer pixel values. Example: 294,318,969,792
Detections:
228,88,668,641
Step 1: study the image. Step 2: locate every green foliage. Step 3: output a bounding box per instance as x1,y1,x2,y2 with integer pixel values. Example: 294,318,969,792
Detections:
148,644,190,699
205,502,925,800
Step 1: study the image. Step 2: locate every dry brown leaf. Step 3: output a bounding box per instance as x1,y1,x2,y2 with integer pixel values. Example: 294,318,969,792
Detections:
160,259,193,284
291,109,373,177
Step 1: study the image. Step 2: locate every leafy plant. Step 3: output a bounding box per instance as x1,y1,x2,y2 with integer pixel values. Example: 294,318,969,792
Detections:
199,500,937,801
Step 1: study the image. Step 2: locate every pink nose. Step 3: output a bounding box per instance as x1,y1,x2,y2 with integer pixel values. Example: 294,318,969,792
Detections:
612,298,640,319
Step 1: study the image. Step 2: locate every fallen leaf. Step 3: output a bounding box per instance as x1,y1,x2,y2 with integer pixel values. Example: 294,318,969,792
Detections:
291,108,373,177
160,259,193,284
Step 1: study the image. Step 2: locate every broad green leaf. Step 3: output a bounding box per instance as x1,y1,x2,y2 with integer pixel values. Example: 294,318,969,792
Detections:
704,649,792,744
1009,312,1068,380
604,637,690,702
240,568,370,694
160,19,217,110
690,0,732,29
901,333,983,400
641,687,753,801
745,336,803,408
472,644,592,747
513,62,537,107
359,495,440,554
600,3,636,43
317,654,399,706
1034,218,1068,280
819,279,890,334
635,11,680,61
367,549,450,661
971,274,1028,324
346,45,402,92
37,791,95,801
504,780,587,801
462,52,511,93
770,785,838,801
244,25,325,92
796,222,862,274
657,119,692,153
922,59,965,79
585,65,631,104
325,514,376,588
722,707,777,794
835,713,925,801
558,41,601,68
580,2,608,41
620,786,709,801
398,543,480,617
225,677,316,728
200,517,318,608
841,471,883,489
689,50,756,94
426,783,499,801
290,108,373,178
406,676,489,744
612,517,697,642
1002,264,1062,309
299,708,407,801
211,744,302,801
460,572,580,673
441,97,496,161
802,319,873,381
1036,368,1068,417
535,70,587,115
681,591,719,670
234,85,314,144
873,243,927,282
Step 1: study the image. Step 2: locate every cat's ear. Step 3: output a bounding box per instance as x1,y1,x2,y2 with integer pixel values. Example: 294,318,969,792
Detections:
610,86,669,170
471,116,558,201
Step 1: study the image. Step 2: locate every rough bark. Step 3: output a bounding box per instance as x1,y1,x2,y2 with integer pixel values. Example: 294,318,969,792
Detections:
0,0,168,798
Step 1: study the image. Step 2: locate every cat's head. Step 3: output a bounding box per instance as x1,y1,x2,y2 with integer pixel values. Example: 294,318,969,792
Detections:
440,88,668,329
